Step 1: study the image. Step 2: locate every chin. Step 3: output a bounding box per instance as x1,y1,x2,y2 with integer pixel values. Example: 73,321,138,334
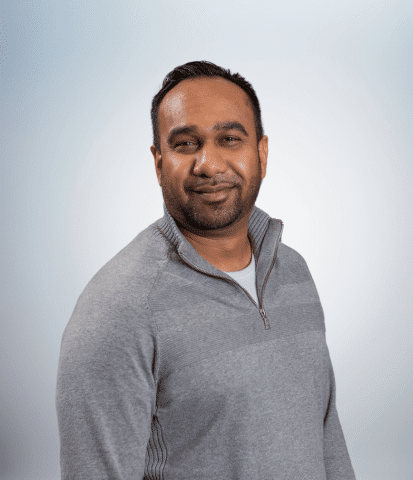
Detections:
180,201,250,231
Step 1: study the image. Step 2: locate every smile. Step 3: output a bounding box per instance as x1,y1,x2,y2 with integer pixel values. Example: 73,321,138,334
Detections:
191,185,235,202
192,183,235,193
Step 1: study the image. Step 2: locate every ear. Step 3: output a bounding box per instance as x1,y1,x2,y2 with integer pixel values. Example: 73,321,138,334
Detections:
258,135,268,180
151,145,162,186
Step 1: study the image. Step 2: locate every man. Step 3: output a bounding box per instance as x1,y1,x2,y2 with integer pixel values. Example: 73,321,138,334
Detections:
56,61,356,479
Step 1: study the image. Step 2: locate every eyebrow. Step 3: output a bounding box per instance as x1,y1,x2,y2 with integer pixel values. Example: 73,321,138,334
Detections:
167,121,249,145
167,126,198,145
213,121,248,137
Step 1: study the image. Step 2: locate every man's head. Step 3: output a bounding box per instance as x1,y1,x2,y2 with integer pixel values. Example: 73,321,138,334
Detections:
150,60,268,233
151,61,264,152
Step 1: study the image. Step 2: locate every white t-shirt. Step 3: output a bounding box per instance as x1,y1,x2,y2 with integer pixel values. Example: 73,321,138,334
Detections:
223,253,259,305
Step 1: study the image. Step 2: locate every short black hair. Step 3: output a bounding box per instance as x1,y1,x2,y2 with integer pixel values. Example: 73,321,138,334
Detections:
151,60,264,151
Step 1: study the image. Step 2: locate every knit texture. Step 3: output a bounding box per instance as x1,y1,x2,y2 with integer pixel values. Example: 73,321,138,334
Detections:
56,205,356,480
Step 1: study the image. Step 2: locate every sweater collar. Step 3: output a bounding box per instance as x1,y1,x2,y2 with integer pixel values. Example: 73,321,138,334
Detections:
155,203,283,284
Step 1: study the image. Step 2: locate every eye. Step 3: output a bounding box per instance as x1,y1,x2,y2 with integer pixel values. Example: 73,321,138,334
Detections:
222,136,240,145
176,141,196,147
174,140,199,152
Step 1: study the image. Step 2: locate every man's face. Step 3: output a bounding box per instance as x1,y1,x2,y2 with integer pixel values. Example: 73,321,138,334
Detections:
151,77,268,232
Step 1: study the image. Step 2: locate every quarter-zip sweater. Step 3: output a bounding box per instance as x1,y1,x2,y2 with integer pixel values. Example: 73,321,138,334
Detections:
56,205,356,480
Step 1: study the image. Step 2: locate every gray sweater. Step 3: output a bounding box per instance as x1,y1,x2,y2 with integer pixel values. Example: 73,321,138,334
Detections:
56,205,356,480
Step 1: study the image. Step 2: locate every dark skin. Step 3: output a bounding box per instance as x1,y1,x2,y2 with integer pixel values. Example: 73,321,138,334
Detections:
151,77,268,272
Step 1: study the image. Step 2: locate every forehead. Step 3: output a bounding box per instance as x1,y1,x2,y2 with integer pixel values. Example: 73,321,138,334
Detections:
158,77,254,135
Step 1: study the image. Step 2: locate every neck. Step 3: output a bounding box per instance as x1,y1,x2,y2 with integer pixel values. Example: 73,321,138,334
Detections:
176,215,253,272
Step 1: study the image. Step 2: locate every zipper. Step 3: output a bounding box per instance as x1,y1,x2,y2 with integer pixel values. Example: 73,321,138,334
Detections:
178,219,283,330
259,307,270,329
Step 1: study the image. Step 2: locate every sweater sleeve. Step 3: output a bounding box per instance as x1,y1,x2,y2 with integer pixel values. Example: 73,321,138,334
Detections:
323,352,356,479
56,292,157,480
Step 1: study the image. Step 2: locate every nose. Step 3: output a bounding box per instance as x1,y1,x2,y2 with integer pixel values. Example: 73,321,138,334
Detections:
192,141,227,177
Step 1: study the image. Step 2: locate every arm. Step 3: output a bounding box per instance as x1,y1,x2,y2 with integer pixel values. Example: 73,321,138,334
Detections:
56,294,157,479
323,352,356,479
291,247,356,479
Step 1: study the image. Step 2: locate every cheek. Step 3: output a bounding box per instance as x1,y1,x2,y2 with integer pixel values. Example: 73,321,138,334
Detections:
232,149,260,178
162,157,188,185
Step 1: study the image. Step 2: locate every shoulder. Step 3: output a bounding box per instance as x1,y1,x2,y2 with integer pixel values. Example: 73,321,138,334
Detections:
85,222,169,302
278,242,309,268
61,221,171,352
273,241,318,288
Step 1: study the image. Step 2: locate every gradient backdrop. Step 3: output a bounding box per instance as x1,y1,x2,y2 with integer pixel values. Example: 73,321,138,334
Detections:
1,1,413,479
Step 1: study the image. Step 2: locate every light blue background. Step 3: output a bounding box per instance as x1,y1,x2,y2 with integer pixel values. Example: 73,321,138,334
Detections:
1,1,412,479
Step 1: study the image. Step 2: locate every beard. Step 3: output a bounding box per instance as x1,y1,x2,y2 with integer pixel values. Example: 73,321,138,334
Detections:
161,164,263,232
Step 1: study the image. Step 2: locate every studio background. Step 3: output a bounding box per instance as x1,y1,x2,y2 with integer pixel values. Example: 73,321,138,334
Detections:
1,1,412,479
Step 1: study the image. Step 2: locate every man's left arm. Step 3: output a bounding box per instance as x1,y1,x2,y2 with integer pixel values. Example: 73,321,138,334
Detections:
323,352,356,479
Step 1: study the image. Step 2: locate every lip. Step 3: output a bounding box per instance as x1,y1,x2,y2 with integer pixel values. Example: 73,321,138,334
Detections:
191,185,235,203
191,183,234,193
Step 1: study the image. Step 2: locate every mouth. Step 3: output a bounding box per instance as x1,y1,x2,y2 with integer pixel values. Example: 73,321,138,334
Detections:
190,184,235,202
191,182,235,193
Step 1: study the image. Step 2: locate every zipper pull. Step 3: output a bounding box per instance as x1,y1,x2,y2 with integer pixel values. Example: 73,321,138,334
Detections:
259,307,270,329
